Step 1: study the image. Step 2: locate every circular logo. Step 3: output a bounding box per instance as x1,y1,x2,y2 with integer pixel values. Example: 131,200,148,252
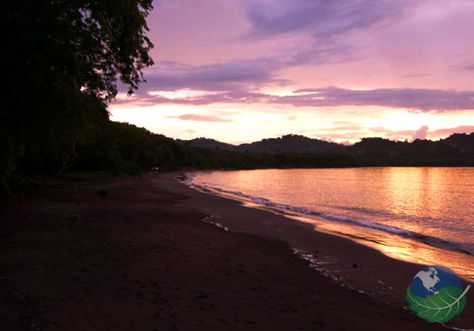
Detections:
406,266,471,323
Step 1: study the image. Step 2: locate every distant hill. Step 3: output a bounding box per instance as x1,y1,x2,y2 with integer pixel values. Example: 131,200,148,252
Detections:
348,134,474,166
179,137,236,150
238,134,344,154
180,134,344,154
442,133,474,154
176,132,474,167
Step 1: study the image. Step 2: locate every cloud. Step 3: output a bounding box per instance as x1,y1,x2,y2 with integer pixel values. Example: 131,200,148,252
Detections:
141,59,281,92
279,87,474,112
112,58,278,106
242,0,414,40
367,125,474,141
137,43,354,94
282,42,356,67
431,126,474,136
318,125,364,131
450,62,474,72
117,85,474,112
173,114,232,122
333,120,356,126
233,1,415,71
115,89,268,107
402,73,432,78
413,125,429,140
128,1,396,103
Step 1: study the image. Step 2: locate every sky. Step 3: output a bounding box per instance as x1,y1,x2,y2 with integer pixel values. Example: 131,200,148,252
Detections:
110,0,474,144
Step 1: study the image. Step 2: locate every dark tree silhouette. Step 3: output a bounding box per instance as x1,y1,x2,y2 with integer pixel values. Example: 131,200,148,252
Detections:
0,0,154,195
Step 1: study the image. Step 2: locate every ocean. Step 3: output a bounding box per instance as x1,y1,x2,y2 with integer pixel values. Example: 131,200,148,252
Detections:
190,167,474,281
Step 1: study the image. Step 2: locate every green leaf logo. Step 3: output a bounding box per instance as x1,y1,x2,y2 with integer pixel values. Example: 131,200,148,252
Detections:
406,266,471,323
406,285,471,323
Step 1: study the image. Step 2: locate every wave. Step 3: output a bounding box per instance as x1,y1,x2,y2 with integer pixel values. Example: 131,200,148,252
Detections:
191,182,474,256
330,205,470,234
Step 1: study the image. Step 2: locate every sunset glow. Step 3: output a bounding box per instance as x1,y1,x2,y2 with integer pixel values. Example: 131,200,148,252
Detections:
110,0,474,143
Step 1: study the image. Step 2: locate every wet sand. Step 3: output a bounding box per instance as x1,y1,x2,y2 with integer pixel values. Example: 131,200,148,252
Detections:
0,172,471,330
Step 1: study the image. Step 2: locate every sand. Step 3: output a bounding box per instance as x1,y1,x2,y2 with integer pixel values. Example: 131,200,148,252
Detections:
0,172,471,330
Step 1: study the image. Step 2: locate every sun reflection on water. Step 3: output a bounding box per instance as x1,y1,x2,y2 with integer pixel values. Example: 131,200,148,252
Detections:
193,167,474,281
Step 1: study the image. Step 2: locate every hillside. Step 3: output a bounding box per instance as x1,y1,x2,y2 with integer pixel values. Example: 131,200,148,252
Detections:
181,134,344,153
179,138,236,150
179,133,474,162
238,134,344,153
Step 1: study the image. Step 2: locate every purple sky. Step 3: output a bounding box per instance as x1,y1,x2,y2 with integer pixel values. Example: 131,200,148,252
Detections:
110,0,474,144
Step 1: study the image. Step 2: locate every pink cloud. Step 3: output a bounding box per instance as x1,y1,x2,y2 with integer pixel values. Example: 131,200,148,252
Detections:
116,85,474,113
175,114,232,122
431,126,474,137
413,125,429,140
368,125,474,141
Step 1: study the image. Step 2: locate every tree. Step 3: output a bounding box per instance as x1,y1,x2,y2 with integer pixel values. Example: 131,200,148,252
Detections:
1,0,154,100
0,0,154,196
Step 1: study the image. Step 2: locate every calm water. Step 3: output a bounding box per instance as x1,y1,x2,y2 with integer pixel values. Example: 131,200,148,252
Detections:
191,168,474,281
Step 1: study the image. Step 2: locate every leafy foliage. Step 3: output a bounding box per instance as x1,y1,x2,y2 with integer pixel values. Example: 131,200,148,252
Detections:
0,0,153,197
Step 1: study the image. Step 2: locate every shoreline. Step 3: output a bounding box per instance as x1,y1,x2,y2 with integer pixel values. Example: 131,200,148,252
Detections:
0,172,471,330
168,172,474,328
187,175,474,283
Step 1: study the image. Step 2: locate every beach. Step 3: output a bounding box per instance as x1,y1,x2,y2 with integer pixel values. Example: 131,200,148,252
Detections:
0,172,471,330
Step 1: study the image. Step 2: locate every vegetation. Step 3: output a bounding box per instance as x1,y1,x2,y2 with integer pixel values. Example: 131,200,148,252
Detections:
73,126,474,173
1,0,153,197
